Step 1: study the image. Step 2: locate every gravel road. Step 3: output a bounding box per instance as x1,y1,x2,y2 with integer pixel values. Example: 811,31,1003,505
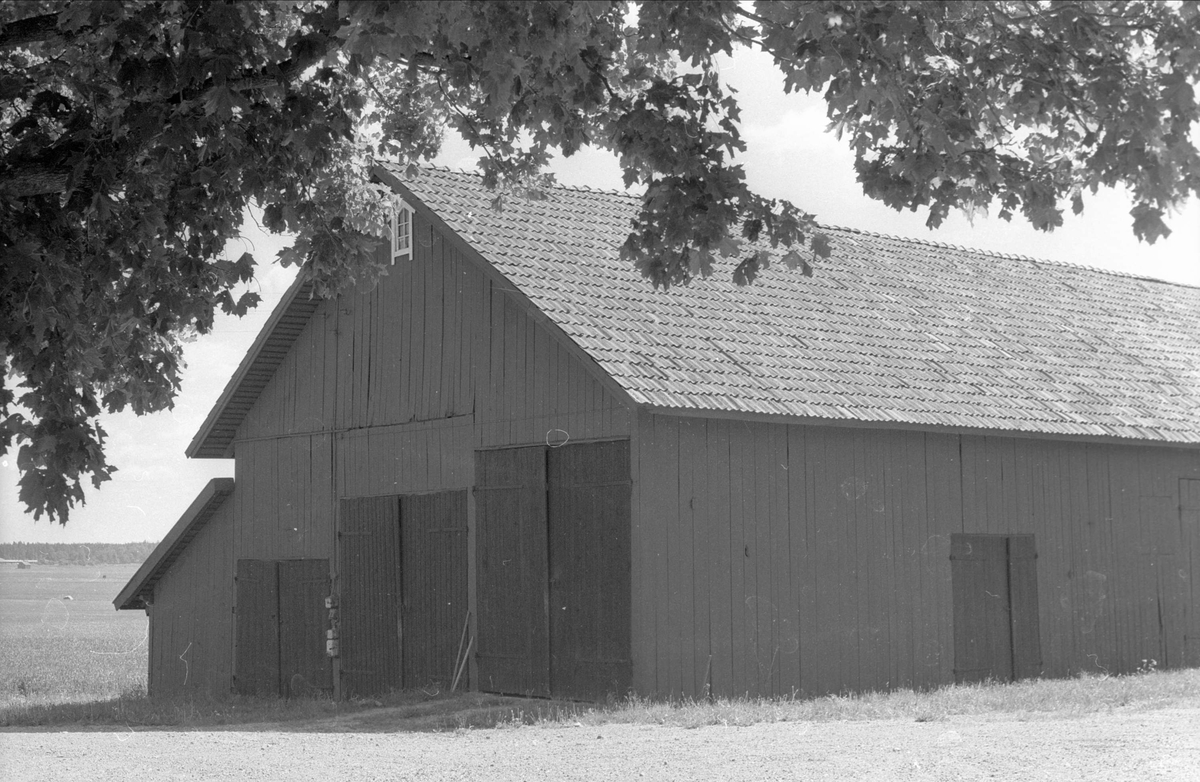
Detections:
4,708,1198,781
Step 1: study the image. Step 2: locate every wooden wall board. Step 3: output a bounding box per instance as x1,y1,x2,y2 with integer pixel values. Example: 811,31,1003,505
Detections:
767,424,795,694
706,417,734,698
659,415,686,698
678,418,708,699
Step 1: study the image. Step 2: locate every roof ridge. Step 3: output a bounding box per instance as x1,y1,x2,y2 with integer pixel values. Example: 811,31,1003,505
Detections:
387,161,1196,291
825,223,1198,289
385,160,643,202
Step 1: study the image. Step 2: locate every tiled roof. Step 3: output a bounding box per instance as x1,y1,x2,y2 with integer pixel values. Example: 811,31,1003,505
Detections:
389,165,1200,445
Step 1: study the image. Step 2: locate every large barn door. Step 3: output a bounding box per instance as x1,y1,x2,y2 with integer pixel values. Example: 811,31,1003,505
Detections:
278,559,332,696
339,496,403,697
234,559,279,695
401,490,469,688
474,447,550,696
951,534,1041,683
547,440,633,700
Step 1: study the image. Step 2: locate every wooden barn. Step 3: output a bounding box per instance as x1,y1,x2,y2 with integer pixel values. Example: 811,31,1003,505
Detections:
116,165,1200,701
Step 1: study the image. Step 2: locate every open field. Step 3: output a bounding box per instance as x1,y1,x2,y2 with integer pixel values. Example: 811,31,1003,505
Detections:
0,564,147,710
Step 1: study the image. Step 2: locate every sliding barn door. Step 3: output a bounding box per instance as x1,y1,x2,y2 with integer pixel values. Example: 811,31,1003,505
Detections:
339,496,403,698
474,447,550,696
548,440,633,700
475,441,633,701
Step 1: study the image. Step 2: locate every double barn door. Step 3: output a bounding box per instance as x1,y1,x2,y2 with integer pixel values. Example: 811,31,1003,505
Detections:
475,440,632,701
338,490,469,697
234,558,330,697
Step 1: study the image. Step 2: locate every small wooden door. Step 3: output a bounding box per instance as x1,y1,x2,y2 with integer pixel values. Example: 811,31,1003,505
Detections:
951,534,1042,683
339,496,403,698
548,440,633,700
235,558,330,696
474,447,551,696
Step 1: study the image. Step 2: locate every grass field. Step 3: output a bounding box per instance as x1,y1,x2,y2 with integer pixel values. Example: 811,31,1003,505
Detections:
0,563,147,711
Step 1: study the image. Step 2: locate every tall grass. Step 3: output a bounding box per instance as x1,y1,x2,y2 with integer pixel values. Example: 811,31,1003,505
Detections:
3,669,1197,730
1,565,147,712
571,668,1200,729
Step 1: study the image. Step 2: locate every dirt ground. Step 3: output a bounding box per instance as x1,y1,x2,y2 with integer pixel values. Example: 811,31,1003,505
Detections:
3,707,1198,781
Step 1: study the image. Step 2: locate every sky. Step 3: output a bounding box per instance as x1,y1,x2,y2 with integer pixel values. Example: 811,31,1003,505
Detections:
2,49,1197,545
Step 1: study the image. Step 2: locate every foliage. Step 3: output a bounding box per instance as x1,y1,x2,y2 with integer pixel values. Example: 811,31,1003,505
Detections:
2,1,1198,522
0,541,157,564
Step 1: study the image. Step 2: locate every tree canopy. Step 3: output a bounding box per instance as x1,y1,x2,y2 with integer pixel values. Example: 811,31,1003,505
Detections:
3,0,1199,523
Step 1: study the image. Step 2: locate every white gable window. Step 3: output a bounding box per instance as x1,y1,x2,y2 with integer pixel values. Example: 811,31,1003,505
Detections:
391,197,414,263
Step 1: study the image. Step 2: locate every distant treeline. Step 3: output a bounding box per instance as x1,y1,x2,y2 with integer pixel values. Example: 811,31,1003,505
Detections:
0,541,156,565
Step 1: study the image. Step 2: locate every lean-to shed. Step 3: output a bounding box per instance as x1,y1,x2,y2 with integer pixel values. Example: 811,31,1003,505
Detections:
117,165,1200,700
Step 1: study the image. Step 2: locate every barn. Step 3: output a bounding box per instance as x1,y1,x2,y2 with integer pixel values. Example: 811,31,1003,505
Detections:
116,165,1200,701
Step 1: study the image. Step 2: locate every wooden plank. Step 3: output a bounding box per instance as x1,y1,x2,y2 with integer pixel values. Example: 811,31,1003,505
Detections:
707,418,734,697
877,430,902,690
927,433,960,685
678,419,708,699
422,233,444,419
787,425,812,696
768,424,794,695
727,421,749,696
807,426,837,696
657,416,684,697
751,422,775,696
829,430,859,692
628,410,650,693
1107,447,1142,672
474,446,550,696
454,251,474,415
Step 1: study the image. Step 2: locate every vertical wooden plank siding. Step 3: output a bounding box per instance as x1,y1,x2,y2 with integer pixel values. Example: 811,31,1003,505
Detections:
338,496,403,698
149,497,236,696
233,218,630,449
633,415,1200,698
474,447,551,696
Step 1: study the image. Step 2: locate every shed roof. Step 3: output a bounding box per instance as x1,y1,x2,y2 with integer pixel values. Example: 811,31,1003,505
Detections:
189,165,1200,455
114,478,235,610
